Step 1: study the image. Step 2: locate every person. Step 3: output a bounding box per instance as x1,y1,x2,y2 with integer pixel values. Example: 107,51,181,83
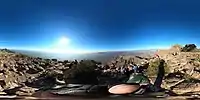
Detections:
120,66,126,74
154,51,160,59
108,59,165,95
124,66,131,77
132,64,138,74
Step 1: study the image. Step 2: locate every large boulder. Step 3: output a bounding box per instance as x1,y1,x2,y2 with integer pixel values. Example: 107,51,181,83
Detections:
181,44,197,52
170,44,182,52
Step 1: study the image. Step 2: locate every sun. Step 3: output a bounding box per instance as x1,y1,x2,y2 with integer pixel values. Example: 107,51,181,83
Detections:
51,36,71,51
57,36,70,46
42,36,91,54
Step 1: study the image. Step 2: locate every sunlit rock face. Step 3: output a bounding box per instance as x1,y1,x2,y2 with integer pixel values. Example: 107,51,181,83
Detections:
0,49,73,96
154,44,200,95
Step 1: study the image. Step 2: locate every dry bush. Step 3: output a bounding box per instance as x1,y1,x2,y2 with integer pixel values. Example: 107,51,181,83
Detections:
147,59,170,76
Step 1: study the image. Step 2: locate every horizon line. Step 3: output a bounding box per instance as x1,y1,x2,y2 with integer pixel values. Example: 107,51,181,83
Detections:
0,45,172,54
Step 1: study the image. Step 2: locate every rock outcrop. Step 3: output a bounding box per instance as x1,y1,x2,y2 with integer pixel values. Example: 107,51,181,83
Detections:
156,44,200,95
103,44,200,95
181,44,197,52
0,50,70,96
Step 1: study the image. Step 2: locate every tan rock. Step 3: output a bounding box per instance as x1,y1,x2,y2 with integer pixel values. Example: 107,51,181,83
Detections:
15,86,38,96
0,92,7,95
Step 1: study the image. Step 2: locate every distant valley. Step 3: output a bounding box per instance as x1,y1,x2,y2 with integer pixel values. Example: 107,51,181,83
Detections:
12,49,156,62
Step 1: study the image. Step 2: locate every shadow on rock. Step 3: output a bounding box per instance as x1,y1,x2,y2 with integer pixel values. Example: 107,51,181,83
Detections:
25,73,57,90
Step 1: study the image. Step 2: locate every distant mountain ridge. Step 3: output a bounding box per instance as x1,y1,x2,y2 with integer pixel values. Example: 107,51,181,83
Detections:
11,49,156,62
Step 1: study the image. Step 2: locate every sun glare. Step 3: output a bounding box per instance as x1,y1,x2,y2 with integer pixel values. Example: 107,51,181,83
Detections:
44,36,92,54
48,36,92,54
57,36,70,46
53,36,70,49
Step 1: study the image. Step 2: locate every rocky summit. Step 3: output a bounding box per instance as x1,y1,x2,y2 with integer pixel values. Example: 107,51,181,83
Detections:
0,44,200,97
0,49,71,96
155,44,200,95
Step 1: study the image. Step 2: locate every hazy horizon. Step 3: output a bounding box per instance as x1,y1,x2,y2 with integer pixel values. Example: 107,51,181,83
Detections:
0,43,183,54
6,48,156,62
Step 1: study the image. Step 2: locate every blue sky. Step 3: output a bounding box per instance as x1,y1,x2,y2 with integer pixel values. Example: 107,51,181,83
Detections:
0,0,200,53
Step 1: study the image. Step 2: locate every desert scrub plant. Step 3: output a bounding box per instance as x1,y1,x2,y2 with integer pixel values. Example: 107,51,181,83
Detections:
195,58,200,62
147,59,170,77
63,60,99,84
183,73,193,81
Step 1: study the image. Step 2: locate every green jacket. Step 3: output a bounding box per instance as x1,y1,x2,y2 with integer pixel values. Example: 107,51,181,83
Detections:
126,73,150,85
126,73,152,94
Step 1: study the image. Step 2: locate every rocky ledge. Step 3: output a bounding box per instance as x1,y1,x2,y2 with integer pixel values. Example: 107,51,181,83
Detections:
0,49,72,96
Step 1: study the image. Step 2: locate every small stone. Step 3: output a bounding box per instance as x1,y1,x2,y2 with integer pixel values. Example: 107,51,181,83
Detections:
15,86,38,96
0,85,4,92
0,92,7,95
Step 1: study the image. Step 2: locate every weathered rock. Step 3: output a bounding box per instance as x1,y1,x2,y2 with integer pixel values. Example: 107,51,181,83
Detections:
155,44,200,95
53,70,63,75
3,86,22,95
171,80,200,95
181,44,197,52
52,59,57,62
0,91,7,95
15,86,38,96
0,49,70,95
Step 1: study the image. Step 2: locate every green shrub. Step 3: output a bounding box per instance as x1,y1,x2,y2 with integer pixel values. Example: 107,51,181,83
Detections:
183,73,193,81
63,60,99,84
195,58,200,62
147,59,170,76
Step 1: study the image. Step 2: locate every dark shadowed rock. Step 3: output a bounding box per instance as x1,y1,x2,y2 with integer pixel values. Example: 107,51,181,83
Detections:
15,86,38,96
63,60,69,63
25,72,56,90
181,44,197,52
0,48,15,53
26,67,40,74
3,86,23,95
52,59,57,62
